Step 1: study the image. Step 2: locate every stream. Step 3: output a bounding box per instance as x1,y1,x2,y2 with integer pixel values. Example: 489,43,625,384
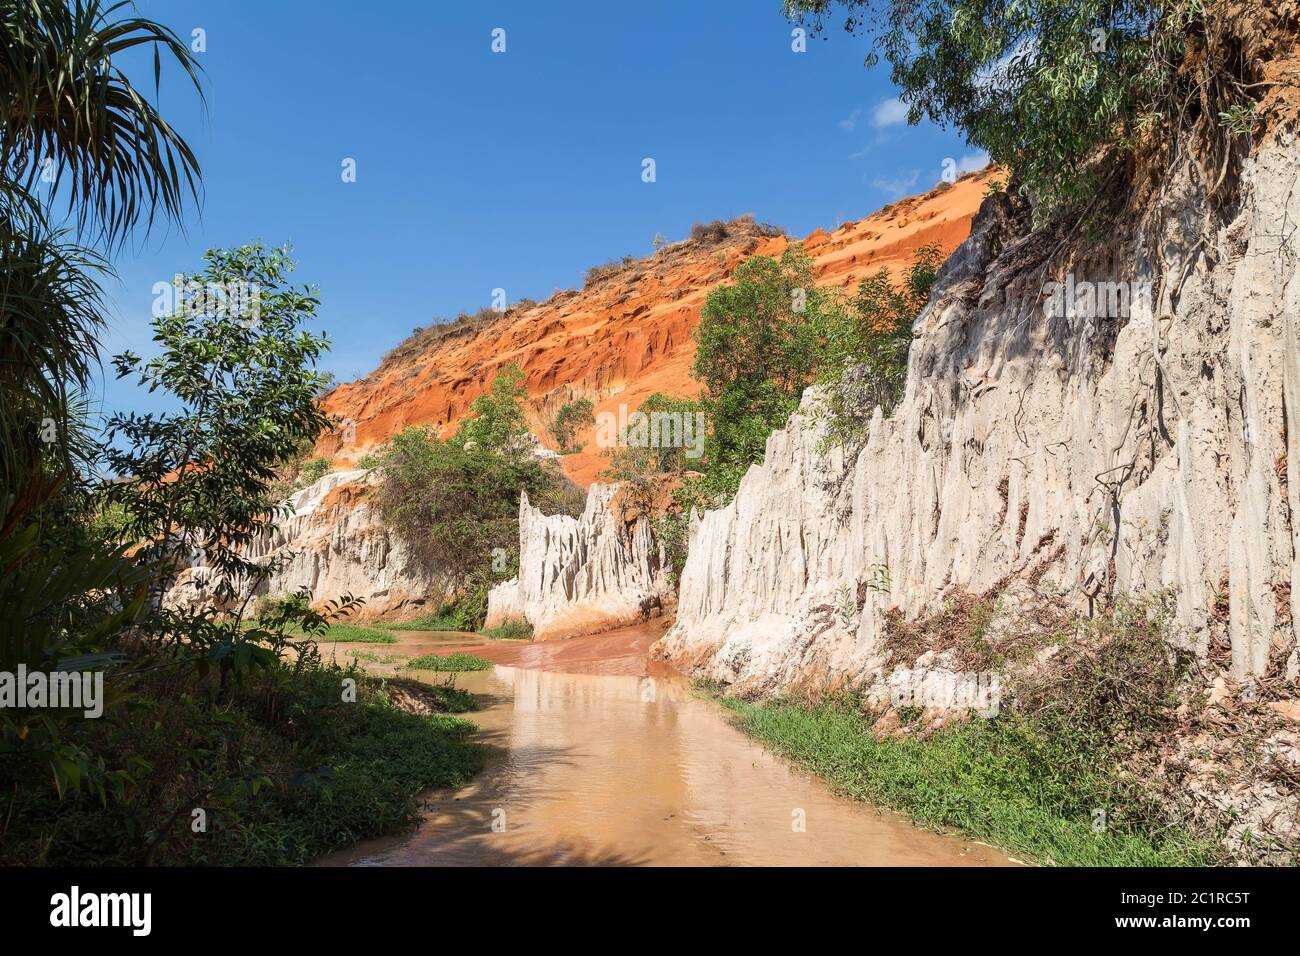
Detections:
318,621,1014,866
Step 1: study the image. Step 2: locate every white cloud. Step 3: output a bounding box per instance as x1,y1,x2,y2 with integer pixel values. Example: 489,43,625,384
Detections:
871,169,920,199
870,97,909,129
973,38,1039,94
958,151,990,173
842,98,910,133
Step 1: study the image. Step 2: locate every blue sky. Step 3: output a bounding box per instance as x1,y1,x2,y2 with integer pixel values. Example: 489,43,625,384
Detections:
99,0,985,416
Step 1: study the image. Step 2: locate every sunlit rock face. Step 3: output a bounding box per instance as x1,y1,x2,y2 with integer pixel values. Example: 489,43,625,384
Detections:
163,469,441,620
657,135,1300,695
188,173,990,629
317,173,994,488
486,484,672,640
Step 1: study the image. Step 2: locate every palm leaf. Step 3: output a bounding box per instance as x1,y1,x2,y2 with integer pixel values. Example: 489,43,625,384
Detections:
0,0,204,249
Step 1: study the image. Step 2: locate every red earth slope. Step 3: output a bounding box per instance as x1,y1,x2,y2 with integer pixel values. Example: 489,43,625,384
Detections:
318,168,995,486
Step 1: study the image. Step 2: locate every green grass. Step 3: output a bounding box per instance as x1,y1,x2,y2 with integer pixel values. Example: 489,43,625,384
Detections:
719,694,1221,867
378,613,469,632
405,652,493,672
253,621,397,643
311,622,397,643
346,649,403,664
380,613,532,641
478,618,532,640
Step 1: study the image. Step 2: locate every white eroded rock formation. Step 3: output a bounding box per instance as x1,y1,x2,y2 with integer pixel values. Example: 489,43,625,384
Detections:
486,483,671,640
656,134,1300,694
163,469,439,619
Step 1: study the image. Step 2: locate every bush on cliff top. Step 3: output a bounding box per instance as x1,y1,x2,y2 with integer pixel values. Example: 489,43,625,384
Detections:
810,242,943,450
691,244,828,500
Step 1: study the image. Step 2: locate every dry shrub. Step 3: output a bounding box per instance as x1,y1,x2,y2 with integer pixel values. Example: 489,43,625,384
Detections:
1011,591,1195,743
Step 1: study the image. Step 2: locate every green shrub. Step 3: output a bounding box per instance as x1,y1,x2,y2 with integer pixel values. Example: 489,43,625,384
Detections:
309,623,396,643
250,593,393,643
379,611,469,632
617,242,936,514
0,660,484,866
550,398,595,453
654,510,692,585
811,243,942,448
254,590,311,621
691,245,826,501
296,457,330,489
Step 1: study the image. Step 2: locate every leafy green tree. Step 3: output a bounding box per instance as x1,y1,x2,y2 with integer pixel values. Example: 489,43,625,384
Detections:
692,244,830,499
0,0,203,793
633,243,945,577
98,243,343,694
370,426,548,582
784,0,1209,210
368,365,584,629
456,363,530,455
103,243,333,613
550,397,595,453
601,392,706,477
812,243,943,446
296,457,331,489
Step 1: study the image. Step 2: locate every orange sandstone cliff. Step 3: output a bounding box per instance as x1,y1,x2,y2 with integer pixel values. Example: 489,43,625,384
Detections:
318,168,995,486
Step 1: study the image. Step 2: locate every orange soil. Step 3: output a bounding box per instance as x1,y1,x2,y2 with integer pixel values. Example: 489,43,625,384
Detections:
318,168,996,487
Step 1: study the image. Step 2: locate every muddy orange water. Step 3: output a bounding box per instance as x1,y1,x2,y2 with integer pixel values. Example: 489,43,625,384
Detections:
317,621,1015,867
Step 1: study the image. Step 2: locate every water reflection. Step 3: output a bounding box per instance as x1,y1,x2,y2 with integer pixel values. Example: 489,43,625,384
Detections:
321,624,1013,867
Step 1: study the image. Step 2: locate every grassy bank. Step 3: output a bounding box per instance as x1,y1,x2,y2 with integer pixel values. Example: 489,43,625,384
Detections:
379,611,470,632
244,619,397,643
719,693,1222,866
479,618,532,640
0,662,485,866
380,613,533,641
309,622,397,643
406,652,493,672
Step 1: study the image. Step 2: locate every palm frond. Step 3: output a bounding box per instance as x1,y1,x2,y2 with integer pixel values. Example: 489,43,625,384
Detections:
0,0,204,248
0,202,108,507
